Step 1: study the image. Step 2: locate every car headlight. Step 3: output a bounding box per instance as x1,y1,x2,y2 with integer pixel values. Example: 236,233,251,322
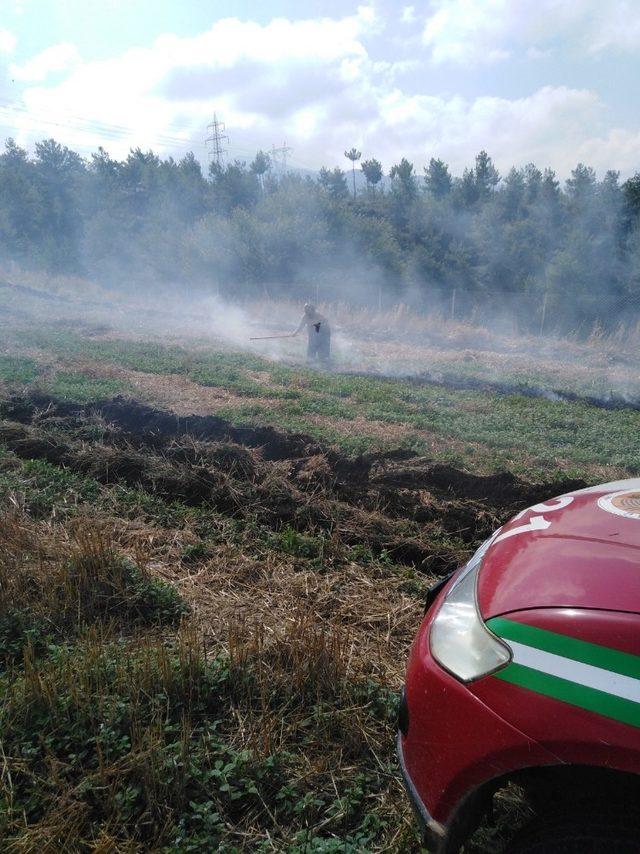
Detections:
430,537,511,682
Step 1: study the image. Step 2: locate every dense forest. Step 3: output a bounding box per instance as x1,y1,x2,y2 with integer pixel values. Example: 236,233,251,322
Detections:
2,137,640,332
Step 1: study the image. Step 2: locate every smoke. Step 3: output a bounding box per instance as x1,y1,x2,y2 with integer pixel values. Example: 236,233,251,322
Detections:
2,140,640,407
4,262,640,410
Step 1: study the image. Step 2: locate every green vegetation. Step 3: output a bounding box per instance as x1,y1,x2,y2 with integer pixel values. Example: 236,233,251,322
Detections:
0,626,400,851
2,140,640,336
0,439,415,849
43,369,130,402
1,637,281,850
0,355,38,386
0,375,455,848
6,329,636,479
0,455,101,517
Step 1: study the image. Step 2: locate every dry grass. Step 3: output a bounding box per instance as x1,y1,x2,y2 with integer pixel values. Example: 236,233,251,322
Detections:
0,499,421,850
180,542,421,686
4,279,631,848
0,509,187,647
124,368,279,415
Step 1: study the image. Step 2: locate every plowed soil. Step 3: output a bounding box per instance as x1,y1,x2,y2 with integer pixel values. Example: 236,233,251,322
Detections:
0,393,586,576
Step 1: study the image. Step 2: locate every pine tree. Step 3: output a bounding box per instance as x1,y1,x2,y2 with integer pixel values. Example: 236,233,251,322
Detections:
344,148,362,199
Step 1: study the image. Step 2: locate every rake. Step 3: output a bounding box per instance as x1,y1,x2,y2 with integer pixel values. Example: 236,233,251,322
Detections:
249,333,297,340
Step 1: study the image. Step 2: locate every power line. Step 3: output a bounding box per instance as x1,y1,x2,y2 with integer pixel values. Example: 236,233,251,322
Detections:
0,96,317,174
0,101,191,142
0,100,196,147
0,96,204,139
205,113,228,169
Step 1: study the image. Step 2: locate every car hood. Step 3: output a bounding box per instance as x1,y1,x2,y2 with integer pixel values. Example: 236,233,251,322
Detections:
477,478,640,619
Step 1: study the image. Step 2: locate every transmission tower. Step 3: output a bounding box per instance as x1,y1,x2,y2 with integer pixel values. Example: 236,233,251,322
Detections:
270,141,293,174
206,113,228,168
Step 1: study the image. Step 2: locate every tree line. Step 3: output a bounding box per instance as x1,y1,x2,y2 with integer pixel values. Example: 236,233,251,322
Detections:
2,137,640,332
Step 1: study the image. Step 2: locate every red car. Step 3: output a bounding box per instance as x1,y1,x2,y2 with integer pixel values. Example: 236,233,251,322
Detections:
398,479,640,853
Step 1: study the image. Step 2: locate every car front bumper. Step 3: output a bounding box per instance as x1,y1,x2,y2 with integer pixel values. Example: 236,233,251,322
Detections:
398,604,562,849
397,731,446,852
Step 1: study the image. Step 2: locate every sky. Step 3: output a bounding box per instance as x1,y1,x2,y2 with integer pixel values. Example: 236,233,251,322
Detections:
1,0,639,179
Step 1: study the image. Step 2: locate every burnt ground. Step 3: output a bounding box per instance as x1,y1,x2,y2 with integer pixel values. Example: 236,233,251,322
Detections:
0,393,586,576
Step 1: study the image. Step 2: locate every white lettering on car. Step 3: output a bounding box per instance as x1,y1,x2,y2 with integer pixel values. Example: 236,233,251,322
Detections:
494,514,551,543
512,495,574,521
494,495,574,544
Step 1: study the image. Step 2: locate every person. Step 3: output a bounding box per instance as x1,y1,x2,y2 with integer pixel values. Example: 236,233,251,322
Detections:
294,303,331,363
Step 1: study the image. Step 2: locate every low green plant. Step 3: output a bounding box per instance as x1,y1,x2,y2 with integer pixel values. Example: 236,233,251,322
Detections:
0,608,52,667
274,524,323,558
0,515,188,667
0,633,291,850
180,540,212,564
0,355,38,386
44,370,130,402
0,456,101,518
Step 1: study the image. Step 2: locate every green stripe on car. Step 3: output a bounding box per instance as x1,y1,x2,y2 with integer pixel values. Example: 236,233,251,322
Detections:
487,618,640,728
488,617,640,679
495,662,640,729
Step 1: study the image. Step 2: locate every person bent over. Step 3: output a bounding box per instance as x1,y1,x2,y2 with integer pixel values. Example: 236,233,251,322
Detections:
294,304,331,364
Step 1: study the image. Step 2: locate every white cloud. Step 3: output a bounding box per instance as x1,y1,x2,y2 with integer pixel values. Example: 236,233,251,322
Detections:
421,0,640,65
13,10,376,158
11,43,80,82
7,8,640,179
575,128,640,176
154,11,372,68
0,29,16,54
401,6,416,24
587,2,640,53
375,85,605,174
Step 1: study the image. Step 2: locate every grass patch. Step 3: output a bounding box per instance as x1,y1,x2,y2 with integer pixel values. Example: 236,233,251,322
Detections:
0,631,404,852
0,455,101,518
44,370,130,402
0,355,38,386
14,329,637,478
270,524,325,559
0,631,288,850
0,513,187,666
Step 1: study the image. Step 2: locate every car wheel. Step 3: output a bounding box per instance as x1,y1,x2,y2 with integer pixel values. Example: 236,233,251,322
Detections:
505,809,640,854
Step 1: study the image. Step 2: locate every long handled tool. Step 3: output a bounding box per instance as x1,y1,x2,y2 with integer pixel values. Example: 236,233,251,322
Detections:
249,333,297,340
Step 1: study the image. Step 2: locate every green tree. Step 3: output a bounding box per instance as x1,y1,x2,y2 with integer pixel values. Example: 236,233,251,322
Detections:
0,138,42,259
622,173,640,233
344,147,362,199
599,169,621,205
565,163,597,203
34,138,86,270
541,168,560,204
474,150,500,199
389,158,416,198
250,150,271,192
176,151,207,220
361,158,383,195
318,166,349,200
424,158,452,198
210,160,260,213
524,163,542,202
499,168,526,219
456,168,479,208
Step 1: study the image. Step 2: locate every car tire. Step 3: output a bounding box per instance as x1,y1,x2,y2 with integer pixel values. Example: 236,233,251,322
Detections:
505,808,640,854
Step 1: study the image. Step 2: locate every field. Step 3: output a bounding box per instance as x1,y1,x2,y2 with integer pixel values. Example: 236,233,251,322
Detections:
1,277,640,851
